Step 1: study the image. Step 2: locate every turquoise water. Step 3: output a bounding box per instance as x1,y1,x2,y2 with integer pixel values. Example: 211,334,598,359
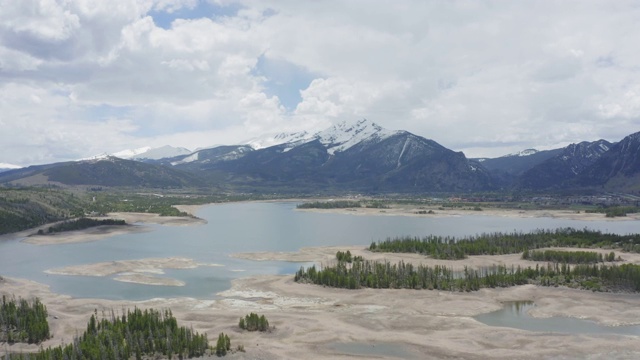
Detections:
475,301,640,335
0,201,638,300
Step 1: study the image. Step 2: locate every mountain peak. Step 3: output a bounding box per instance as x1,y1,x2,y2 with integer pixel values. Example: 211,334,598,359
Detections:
317,118,398,155
241,118,397,155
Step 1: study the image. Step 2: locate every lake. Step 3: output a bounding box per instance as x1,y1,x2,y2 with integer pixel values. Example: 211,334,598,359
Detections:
0,201,638,300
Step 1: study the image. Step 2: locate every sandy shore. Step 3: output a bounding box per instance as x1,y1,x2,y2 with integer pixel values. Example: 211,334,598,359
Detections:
16,212,206,245
45,257,223,286
4,246,640,359
297,204,640,221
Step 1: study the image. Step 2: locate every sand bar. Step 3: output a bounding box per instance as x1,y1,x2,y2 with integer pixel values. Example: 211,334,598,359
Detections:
44,257,222,286
114,273,186,286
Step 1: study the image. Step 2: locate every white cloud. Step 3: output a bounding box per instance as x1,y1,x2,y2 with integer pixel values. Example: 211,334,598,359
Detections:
1,0,640,165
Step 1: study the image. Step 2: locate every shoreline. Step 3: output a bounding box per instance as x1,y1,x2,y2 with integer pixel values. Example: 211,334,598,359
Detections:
296,204,640,221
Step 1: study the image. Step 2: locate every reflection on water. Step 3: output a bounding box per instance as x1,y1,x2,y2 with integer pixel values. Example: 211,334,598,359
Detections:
475,301,640,336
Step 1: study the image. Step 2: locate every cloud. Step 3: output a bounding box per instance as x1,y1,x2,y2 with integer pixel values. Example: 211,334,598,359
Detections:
1,0,640,165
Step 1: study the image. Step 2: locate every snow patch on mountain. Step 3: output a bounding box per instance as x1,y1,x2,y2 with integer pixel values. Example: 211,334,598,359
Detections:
115,146,191,160
113,147,152,159
245,131,314,150
79,153,111,161
505,149,539,157
171,152,199,166
598,143,610,152
241,119,399,155
316,118,400,155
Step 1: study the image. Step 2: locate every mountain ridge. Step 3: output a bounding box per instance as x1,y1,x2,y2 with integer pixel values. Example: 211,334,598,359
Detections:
1,120,638,194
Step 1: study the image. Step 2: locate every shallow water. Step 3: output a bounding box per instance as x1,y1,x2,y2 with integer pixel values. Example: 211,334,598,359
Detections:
475,301,640,335
0,201,637,300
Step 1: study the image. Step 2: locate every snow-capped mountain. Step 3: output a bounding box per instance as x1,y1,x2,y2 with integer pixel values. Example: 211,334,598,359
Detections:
316,118,400,155
171,118,494,192
243,118,400,155
3,118,638,193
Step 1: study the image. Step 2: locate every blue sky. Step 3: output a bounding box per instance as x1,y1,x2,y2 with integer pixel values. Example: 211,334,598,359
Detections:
1,0,639,166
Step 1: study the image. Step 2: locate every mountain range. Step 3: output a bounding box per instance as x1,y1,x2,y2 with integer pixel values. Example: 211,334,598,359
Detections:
1,119,638,194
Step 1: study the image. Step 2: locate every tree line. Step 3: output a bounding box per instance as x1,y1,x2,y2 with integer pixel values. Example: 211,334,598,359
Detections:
4,307,209,360
39,218,126,235
294,258,640,293
522,249,618,263
369,228,640,260
0,296,50,344
296,201,361,209
585,206,640,218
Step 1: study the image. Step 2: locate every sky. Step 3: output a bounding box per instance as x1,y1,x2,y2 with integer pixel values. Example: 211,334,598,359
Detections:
1,0,639,167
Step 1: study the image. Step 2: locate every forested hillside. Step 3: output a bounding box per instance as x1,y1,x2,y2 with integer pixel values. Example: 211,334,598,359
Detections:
0,187,86,235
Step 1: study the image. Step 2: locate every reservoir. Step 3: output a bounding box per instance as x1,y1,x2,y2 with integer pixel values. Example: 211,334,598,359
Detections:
0,201,638,300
